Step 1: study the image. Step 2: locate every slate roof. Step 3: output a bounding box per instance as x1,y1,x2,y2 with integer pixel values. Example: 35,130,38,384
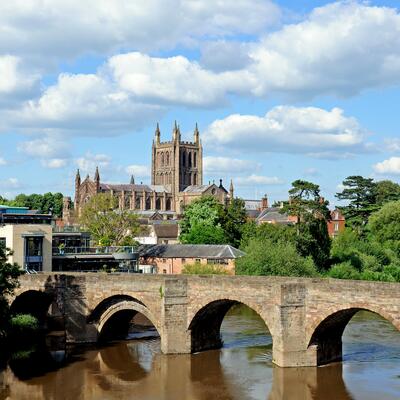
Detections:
256,207,293,224
182,185,213,193
99,183,170,193
153,224,179,238
139,244,245,259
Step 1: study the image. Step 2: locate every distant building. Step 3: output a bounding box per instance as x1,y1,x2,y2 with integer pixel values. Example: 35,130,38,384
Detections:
66,122,232,221
327,209,345,238
135,223,179,245
0,205,53,272
139,244,244,275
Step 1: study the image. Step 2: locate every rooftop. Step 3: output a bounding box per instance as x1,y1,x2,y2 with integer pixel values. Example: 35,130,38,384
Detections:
138,244,245,259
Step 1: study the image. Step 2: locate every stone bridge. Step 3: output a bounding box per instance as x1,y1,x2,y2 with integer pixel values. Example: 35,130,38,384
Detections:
11,273,400,368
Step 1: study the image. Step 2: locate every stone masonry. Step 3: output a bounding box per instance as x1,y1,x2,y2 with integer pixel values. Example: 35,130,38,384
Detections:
12,273,400,367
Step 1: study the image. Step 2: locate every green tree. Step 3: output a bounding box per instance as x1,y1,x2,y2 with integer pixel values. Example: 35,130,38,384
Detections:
282,180,331,270
336,176,378,233
222,198,247,248
375,180,400,206
180,223,227,244
10,192,64,217
236,238,318,277
79,193,140,246
368,200,400,248
0,246,23,339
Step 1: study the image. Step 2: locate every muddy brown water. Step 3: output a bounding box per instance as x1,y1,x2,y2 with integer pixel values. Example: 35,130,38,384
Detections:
1,306,399,399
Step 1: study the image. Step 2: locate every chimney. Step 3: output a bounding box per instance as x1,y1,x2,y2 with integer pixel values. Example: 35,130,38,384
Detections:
261,194,269,211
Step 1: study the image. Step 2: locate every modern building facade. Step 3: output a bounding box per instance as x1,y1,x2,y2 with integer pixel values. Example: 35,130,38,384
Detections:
0,205,53,272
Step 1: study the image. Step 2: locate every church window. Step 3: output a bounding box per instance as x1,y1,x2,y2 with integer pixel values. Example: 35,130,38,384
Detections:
166,152,169,166
166,198,172,211
194,152,197,167
145,196,151,210
193,173,197,185
124,196,130,209
188,152,192,168
156,198,161,210
182,152,186,167
161,152,164,167
135,196,141,209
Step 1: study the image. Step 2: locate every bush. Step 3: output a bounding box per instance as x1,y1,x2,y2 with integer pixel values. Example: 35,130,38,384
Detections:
327,262,361,280
10,314,39,333
182,262,229,275
236,238,318,277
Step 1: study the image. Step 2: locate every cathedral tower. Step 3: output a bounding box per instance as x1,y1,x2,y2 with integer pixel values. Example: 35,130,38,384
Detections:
151,122,203,195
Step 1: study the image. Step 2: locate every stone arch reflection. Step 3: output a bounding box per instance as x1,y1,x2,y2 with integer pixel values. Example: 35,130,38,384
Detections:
308,308,400,366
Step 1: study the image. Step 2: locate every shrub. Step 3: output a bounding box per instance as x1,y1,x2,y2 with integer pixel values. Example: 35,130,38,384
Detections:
10,314,39,333
327,262,361,280
182,261,229,275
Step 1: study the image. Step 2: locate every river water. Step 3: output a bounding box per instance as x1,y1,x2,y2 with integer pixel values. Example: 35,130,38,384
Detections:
1,306,399,400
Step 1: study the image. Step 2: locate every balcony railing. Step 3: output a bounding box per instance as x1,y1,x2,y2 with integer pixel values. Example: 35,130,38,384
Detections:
53,246,137,256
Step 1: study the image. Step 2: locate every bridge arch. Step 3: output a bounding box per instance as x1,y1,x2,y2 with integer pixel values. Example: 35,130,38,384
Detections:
307,305,400,366
188,297,273,353
88,295,160,342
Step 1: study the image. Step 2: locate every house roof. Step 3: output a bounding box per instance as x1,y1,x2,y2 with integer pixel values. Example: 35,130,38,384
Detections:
182,185,214,193
153,224,179,238
256,207,293,224
244,200,261,210
139,244,245,259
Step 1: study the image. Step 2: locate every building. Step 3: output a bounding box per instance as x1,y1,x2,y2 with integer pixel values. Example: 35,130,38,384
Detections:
135,223,179,245
327,209,346,238
139,244,245,274
0,205,53,272
67,122,232,220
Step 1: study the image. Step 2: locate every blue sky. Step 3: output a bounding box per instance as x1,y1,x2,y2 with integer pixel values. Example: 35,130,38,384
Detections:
1,0,400,207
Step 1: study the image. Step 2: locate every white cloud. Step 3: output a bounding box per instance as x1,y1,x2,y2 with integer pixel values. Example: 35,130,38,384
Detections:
235,174,284,186
7,72,164,136
125,165,151,178
0,0,279,64
108,53,247,107
374,157,400,175
385,138,400,152
247,2,400,98
204,156,260,174
204,106,368,157
0,178,21,190
40,158,68,169
76,153,111,175
0,157,6,166
18,136,69,158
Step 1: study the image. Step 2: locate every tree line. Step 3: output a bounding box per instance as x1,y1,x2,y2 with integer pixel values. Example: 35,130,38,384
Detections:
179,177,400,281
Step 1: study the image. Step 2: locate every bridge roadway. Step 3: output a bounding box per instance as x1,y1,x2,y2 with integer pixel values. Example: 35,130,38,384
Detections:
12,273,400,367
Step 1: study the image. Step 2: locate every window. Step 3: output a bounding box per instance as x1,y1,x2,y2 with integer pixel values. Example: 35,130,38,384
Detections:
207,258,228,265
334,211,339,220
181,258,186,264
334,222,339,232
0,237,6,249
162,258,167,263
195,258,201,263
163,269,167,274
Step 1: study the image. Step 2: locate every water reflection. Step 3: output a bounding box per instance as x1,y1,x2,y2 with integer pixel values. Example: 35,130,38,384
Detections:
0,308,399,400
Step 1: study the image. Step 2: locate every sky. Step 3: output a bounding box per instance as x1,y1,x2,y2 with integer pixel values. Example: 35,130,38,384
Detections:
1,0,400,206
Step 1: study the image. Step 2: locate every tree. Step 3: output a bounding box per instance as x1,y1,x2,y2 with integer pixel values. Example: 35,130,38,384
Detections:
281,180,331,270
368,200,400,247
336,176,378,233
8,192,64,217
221,198,247,248
180,224,227,244
0,245,23,339
375,180,400,206
182,261,229,275
236,238,317,277
79,193,140,246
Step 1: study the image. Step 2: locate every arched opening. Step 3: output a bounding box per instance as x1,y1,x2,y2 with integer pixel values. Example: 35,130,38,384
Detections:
89,296,159,344
135,196,141,209
308,308,400,366
194,152,197,167
10,290,54,328
145,196,151,210
188,152,192,168
161,152,164,167
193,173,197,185
166,198,172,211
155,198,161,210
166,152,169,166
188,300,272,354
182,152,186,167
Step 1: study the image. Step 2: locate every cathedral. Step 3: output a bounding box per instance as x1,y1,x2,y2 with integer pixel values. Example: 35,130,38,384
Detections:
66,122,233,221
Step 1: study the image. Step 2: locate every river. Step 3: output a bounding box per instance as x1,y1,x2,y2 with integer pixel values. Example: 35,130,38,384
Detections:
0,306,399,399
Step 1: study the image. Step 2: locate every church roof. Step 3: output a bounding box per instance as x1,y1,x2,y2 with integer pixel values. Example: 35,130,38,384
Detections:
99,183,171,193
182,184,214,193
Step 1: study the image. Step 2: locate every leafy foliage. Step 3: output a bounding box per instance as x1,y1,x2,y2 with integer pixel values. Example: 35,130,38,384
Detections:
1,192,64,217
79,193,140,246
0,246,23,338
236,238,318,277
182,261,229,275
336,176,378,233
375,180,400,206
